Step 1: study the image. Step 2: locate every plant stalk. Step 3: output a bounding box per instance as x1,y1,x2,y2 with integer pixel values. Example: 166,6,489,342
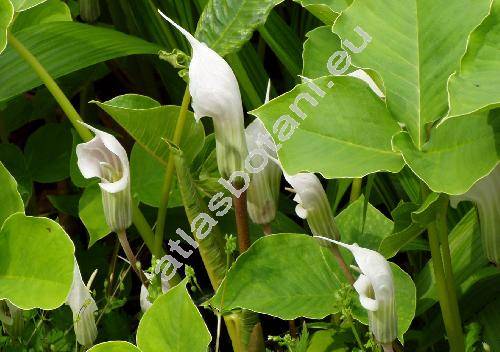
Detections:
349,178,363,204
154,88,191,255
8,32,160,263
117,230,148,286
233,189,251,252
7,33,93,142
262,223,272,236
436,198,464,351
427,222,464,352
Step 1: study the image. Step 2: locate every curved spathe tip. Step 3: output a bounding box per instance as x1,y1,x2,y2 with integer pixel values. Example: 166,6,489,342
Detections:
157,9,199,48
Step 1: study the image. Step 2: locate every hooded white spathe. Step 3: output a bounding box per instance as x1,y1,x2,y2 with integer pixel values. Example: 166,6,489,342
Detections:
450,165,500,264
76,122,132,232
316,237,397,344
284,172,340,239
246,83,282,225
66,259,98,347
158,10,248,179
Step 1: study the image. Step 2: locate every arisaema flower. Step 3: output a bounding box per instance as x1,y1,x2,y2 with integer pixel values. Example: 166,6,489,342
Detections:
66,259,98,347
284,172,340,239
76,122,132,232
158,10,248,179
316,236,397,346
246,84,282,226
451,166,500,264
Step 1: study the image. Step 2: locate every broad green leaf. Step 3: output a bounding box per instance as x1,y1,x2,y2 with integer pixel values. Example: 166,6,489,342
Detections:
0,0,13,54
447,1,500,117
211,234,349,319
88,342,141,352
251,76,404,178
333,0,491,148
0,144,32,203
336,196,393,251
12,0,71,32
130,144,182,208
415,209,489,315
351,263,416,342
136,279,211,352
24,123,72,183
293,0,351,24
0,161,23,226
195,0,283,56
302,26,344,79
392,110,499,195
307,329,350,352
0,22,161,102
10,0,47,11
0,213,74,309
379,202,424,259
79,184,111,246
93,94,205,167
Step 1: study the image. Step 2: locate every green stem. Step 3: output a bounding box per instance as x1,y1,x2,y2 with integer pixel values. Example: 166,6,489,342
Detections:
154,88,191,255
7,32,164,268
7,33,93,142
348,316,365,351
436,198,464,351
427,222,463,351
349,178,363,204
117,229,149,286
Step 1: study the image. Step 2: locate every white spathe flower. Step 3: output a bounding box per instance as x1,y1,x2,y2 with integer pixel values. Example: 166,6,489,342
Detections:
246,83,282,225
450,165,500,264
316,237,397,344
76,122,132,232
158,10,248,179
139,273,170,312
284,172,340,239
66,259,98,347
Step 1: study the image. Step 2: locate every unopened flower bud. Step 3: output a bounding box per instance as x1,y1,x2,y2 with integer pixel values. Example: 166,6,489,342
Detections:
450,166,500,264
245,118,281,225
158,10,248,179
76,123,132,232
139,273,170,313
66,259,98,347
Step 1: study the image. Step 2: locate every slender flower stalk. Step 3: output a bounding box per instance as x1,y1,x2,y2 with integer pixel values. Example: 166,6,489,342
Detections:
66,259,98,348
316,237,397,346
450,166,500,264
158,10,248,179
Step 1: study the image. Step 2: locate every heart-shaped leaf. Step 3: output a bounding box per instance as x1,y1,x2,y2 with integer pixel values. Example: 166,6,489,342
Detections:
0,0,13,54
0,213,74,309
333,0,491,148
251,76,404,178
93,94,205,167
392,110,499,195
447,1,500,118
0,161,24,226
137,279,211,352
